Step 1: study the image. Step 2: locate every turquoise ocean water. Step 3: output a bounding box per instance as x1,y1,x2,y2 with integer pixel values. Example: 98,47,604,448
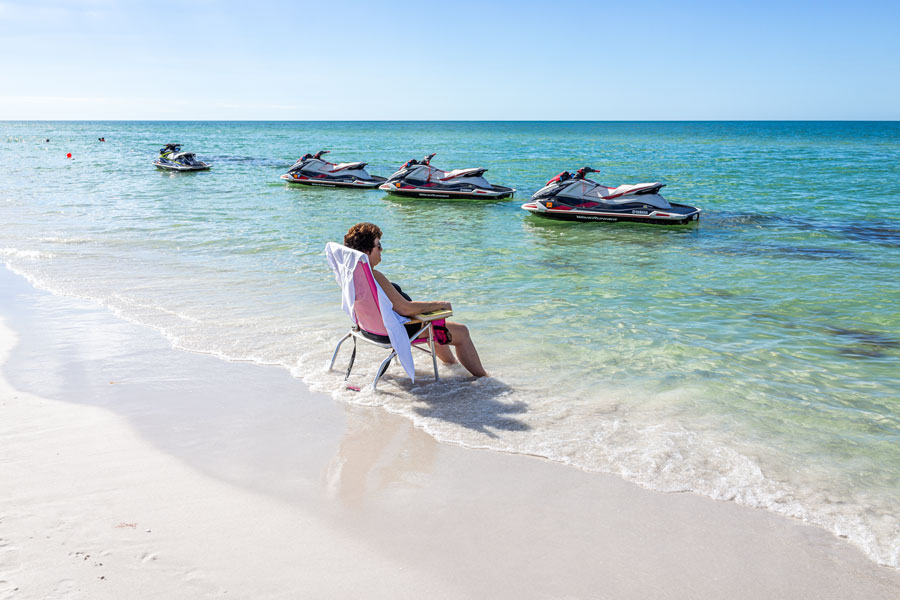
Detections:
2,121,898,567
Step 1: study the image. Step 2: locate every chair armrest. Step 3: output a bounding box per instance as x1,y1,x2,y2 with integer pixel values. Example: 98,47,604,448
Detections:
412,309,452,322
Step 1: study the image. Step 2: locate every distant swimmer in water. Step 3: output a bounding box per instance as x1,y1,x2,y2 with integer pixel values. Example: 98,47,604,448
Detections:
98,137,106,142
45,139,50,142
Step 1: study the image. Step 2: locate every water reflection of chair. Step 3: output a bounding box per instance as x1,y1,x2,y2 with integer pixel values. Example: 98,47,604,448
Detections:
325,243,445,390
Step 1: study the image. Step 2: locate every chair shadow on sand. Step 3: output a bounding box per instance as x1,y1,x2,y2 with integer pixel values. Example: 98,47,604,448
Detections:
376,371,531,439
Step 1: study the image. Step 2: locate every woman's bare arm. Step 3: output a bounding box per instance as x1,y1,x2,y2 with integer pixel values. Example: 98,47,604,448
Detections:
372,269,450,317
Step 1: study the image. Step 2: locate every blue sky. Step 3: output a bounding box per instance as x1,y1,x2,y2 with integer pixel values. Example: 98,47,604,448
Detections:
1,0,898,119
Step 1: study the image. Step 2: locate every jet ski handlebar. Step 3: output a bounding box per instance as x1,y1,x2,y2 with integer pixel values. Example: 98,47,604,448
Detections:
575,167,599,179
313,150,330,159
400,153,435,170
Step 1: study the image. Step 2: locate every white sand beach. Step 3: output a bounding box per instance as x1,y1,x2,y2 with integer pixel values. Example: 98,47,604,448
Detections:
2,266,899,599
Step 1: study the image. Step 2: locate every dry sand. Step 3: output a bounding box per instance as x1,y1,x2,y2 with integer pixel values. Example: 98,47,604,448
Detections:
1,267,899,599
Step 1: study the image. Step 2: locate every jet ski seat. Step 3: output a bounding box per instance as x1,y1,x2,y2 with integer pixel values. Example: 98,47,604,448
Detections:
331,161,368,172
440,167,488,181
601,182,665,200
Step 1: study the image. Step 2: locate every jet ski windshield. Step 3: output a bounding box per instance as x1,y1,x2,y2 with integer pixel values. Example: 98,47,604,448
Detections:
546,171,573,185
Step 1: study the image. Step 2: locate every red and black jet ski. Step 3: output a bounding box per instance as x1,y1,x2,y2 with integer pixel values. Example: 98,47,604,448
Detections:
280,150,386,188
379,154,515,199
521,167,700,224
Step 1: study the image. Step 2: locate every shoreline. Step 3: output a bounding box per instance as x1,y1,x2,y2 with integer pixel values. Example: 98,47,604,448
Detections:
2,265,899,598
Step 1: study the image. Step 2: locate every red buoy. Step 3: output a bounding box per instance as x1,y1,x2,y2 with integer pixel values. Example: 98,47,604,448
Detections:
66,153,72,159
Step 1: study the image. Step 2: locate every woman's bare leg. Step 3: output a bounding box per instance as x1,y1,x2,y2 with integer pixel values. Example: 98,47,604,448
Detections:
434,341,457,365
446,322,487,377
415,329,457,365
416,322,487,377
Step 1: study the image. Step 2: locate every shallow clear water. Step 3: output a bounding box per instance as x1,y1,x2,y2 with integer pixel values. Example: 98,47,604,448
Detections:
2,121,899,567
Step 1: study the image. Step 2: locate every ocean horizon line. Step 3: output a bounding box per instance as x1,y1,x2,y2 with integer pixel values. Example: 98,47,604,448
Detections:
3,119,899,123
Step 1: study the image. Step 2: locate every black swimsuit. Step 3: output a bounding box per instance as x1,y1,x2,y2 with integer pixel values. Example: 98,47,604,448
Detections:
391,282,412,301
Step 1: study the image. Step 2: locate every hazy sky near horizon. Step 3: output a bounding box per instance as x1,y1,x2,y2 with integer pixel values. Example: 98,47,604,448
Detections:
1,0,898,120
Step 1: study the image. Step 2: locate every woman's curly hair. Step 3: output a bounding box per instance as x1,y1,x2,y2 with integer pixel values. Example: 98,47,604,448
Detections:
343,222,382,253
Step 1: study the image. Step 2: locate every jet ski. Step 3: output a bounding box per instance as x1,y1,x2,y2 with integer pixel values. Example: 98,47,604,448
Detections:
280,150,386,188
153,144,211,171
521,168,700,225
379,154,515,199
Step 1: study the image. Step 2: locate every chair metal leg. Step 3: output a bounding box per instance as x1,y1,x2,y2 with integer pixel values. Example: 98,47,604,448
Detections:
331,323,446,391
428,325,440,382
328,332,352,371
372,350,396,391
344,337,357,381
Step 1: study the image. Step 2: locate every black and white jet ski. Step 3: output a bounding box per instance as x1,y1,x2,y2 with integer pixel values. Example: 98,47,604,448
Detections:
153,144,211,171
280,150,386,188
379,154,515,199
521,168,700,224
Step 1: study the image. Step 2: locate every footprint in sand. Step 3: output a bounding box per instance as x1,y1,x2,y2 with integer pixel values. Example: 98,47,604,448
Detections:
0,536,22,595
51,579,77,598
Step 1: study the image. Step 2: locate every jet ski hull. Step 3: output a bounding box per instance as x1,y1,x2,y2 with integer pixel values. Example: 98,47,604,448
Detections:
280,173,386,188
521,201,700,225
154,160,210,171
380,183,515,200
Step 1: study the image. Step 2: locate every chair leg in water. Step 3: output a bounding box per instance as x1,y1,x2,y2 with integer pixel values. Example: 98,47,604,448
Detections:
328,332,352,371
372,351,396,391
344,338,357,381
429,329,440,381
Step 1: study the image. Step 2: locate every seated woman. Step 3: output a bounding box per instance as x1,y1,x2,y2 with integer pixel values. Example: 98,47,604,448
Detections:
343,222,487,378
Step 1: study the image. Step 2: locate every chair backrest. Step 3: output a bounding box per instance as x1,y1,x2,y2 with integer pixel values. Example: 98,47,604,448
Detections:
352,261,389,336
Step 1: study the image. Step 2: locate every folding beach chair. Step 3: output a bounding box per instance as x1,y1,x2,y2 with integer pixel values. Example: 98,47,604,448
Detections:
325,243,449,390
